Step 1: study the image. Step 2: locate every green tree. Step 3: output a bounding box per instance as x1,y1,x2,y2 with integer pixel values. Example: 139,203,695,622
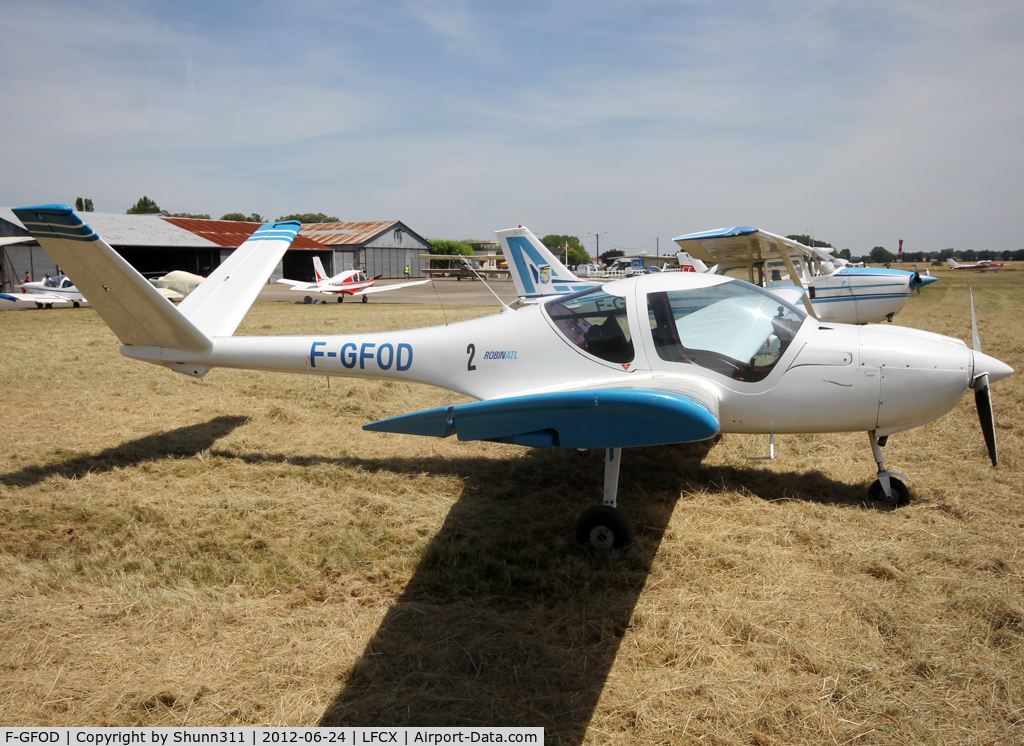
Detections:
541,234,590,266
221,212,265,222
599,249,624,265
429,239,474,256
75,197,94,212
276,212,339,223
166,212,211,219
127,196,162,214
836,248,852,260
786,234,833,248
869,246,895,264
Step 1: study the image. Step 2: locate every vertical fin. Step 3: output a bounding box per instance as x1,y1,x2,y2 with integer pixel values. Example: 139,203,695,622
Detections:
313,255,328,282
495,226,595,299
177,221,300,338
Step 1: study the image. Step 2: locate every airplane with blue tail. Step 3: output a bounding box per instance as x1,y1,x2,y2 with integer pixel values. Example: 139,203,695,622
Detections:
15,204,1012,549
495,226,601,304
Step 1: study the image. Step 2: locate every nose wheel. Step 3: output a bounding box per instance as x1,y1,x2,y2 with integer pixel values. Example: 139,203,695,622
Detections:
576,447,634,549
868,431,912,507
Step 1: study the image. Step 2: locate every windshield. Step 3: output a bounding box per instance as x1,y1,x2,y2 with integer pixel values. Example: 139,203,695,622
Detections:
544,286,634,364
647,282,804,382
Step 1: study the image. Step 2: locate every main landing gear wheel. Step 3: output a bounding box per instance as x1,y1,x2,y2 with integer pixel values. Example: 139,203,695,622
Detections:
869,477,911,507
576,505,633,549
337,296,344,303
362,295,368,303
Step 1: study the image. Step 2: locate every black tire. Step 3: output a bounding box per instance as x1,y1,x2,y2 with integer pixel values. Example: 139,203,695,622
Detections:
576,505,633,549
337,296,343,303
72,301,80,308
869,477,911,507
362,295,368,303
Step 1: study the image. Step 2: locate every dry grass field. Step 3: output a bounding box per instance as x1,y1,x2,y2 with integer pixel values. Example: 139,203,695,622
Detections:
1,272,1022,744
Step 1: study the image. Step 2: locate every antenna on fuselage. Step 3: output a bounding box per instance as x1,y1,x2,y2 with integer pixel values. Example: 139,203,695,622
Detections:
459,255,513,314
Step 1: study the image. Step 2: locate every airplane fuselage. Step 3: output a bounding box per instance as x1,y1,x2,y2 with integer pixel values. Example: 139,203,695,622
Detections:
23,276,84,301
122,273,988,440
802,267,930,323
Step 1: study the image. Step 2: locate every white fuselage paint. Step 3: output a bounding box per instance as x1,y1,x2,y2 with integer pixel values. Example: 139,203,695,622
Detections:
120,273,988,440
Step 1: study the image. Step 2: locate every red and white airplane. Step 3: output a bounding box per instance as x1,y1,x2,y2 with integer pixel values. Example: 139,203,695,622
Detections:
947,258,1003,272
277,257,430,302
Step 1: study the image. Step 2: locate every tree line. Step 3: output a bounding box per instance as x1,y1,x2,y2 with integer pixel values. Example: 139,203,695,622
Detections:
78,199,1021,262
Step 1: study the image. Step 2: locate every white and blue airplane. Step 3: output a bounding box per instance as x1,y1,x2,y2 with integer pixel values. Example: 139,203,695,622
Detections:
496,226,601,304
16,205,1012,548
1,275,80,308
673,227,939,324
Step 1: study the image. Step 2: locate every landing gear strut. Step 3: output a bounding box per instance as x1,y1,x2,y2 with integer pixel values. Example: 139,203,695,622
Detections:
867,431,911,506
576,447,633,548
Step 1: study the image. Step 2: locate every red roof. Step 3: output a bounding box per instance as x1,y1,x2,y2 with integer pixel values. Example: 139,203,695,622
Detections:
164,218,327,250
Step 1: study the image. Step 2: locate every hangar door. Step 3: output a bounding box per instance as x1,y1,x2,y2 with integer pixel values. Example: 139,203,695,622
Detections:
364,248,424,279
283,250,334,282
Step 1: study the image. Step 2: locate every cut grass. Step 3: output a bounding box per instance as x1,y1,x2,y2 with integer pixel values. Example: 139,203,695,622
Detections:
1,286,1022,744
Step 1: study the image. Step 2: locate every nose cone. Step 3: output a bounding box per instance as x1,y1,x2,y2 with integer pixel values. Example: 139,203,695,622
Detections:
974,351,1014,384
915,275,940,289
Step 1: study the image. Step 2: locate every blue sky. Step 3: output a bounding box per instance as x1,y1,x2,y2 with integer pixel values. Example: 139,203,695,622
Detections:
2,1,1022,256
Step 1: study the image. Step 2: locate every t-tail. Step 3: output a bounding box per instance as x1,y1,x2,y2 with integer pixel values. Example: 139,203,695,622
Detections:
496,226,598,301
13,204,300,375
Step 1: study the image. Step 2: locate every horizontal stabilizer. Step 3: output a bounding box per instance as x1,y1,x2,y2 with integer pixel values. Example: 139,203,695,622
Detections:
364,388,720,449
14,205,211,349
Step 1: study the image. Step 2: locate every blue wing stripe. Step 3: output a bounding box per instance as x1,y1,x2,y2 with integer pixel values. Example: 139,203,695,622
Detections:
672,226,759,242
14,205,99,243
364,388,720,449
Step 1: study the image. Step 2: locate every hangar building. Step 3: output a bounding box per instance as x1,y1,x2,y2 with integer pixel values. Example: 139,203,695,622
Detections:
0,209,430,292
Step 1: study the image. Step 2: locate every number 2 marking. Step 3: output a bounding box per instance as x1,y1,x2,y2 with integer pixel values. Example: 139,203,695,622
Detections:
467,343,477,371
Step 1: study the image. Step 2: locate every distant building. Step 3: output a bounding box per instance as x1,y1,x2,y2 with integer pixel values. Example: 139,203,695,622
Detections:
0,210,431,291
298,221,430,279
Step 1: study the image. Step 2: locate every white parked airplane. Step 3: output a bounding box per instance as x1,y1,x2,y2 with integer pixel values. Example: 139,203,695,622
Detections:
277,256,430,302
16,205,1012,548
15,275,83,307
947,258,1003,272
674,227,939,324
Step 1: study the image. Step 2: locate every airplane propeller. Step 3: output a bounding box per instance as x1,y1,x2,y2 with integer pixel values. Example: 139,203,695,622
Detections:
969,289,1012,466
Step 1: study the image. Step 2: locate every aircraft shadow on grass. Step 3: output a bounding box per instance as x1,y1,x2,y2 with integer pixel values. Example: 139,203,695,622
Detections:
214,441,872,743
0,415,249,488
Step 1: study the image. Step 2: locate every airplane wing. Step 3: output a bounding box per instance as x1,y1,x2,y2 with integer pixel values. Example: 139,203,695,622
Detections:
276,279,321,291
355,278,432,295
673,227,815,265
0,292,69,304
364,378,720,449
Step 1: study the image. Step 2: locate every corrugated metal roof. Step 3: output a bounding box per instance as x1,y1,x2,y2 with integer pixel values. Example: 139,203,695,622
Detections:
1,209,379,251
299,221,398,246
163,218,326,250
85,213,221,247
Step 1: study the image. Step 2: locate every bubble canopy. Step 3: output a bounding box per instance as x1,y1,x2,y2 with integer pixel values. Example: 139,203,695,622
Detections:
544,277,806,381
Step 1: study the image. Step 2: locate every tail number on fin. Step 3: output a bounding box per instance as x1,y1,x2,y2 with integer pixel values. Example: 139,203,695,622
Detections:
310,341,413,371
